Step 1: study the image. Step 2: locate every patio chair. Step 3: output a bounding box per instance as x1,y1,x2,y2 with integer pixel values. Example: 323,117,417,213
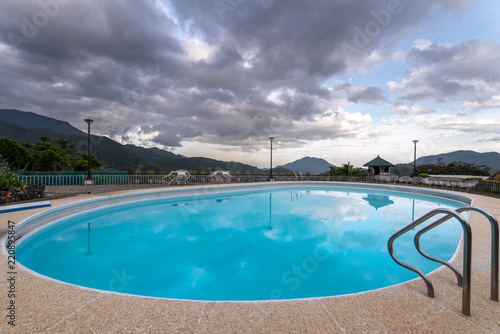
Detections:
450,180,463,191
436,179,451,189
411,176,423,186
211,170,232,184
164,170,193,185
399,176,412,185
221,171,233,183
210,171,223,183
463,180,479,192
423,178,435,187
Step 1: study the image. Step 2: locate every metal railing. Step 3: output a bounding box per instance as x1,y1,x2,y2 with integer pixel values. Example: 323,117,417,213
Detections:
388,206,499,316
16,173,369,185
15,173,500,194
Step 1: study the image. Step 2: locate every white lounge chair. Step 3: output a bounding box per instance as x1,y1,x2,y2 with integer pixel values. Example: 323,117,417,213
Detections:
411,176,423,185
463,179,479,192
163,170,193,185
210,171,232,184
399,176,412,185
221,171,232,183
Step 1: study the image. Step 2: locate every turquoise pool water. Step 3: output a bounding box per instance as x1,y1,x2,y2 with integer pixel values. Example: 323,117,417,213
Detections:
17,186,465,301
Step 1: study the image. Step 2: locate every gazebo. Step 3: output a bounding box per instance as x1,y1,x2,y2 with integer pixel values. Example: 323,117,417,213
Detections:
363,155,395,175
362,194,394,210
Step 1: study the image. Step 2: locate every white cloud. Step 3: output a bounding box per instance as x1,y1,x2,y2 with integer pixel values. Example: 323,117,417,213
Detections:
390,104,435,115
431,120,500,134
0,0,498,167
463,95,500,109
182,38,217,62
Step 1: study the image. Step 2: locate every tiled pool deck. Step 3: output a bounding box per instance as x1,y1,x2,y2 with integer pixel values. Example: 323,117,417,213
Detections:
1,184,499,333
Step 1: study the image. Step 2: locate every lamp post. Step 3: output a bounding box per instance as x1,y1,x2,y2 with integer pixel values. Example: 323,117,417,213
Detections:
85,222,93,255
412,139,419,177
269,136,274,181
267,193,273,230
84,119,94,185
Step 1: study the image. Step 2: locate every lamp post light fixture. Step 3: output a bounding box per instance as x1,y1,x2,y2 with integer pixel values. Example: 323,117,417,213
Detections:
84,119,94,185
269,136,274,181
412,139,419,177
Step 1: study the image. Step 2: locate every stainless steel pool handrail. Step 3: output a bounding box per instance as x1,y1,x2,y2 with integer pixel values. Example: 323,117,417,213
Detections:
387,208,472,315
414,206,499,302
414,214,464,287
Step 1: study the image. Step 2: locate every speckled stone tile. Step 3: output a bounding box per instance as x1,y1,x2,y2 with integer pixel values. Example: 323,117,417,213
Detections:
0,188,499,332
46,294,204,333
321,287,487,333
197,300,344,333
405,244,500,332
0,266,101,333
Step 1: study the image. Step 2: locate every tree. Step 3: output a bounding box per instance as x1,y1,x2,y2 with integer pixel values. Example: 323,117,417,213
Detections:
329,162,364,175
415,161,490,176
72,152,102,171
32,149,69,171
0,137,33,169
8,136,103,172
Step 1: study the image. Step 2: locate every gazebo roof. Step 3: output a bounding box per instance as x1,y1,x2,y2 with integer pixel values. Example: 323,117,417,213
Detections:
363,155,395,167
362,194,394,210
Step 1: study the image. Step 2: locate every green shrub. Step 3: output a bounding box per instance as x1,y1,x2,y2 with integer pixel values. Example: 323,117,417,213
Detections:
464,177,484,182
418,173,430,178
0,158,23,190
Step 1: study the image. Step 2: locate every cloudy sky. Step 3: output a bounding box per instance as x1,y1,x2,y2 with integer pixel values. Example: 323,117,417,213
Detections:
1,0,499,168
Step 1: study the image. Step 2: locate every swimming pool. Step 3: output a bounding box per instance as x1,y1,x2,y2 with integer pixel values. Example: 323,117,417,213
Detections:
14,183,471,301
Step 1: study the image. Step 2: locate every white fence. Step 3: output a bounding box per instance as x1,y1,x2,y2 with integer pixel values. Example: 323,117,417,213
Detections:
17,174,352,186
16,174,500,194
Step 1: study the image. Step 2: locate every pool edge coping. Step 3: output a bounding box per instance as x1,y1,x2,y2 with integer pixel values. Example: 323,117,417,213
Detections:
3,181,473,304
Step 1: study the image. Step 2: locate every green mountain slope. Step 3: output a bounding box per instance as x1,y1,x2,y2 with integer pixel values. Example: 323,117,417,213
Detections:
0,112,268,173
416,150,500,175
0,119,148,171
278,156,335,174
0,109,83,135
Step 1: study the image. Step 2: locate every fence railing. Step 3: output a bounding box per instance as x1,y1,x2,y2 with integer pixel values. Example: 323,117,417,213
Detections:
16,174,369,185
474,182,500,193
16,174,500,193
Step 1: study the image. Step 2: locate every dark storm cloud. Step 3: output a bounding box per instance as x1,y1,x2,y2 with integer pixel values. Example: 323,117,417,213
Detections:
0,0,467,150
334,82,387,104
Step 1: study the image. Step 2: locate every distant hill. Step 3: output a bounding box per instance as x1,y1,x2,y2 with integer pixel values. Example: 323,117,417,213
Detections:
415,150,500,175
4,109,498,176
0,109,83,135
0,109,267,174
278,156,334,174
0,109,182,171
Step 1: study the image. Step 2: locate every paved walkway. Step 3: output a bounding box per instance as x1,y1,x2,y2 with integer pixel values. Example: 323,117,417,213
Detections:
1,185,499,333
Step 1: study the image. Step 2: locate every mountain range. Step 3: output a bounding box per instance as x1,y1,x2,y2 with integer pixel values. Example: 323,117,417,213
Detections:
277,157,334,174
415,151,500,172
1,109,499,175
0,109,283,174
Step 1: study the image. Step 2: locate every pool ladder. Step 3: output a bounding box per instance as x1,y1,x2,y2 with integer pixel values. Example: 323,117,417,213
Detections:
387,206,499,316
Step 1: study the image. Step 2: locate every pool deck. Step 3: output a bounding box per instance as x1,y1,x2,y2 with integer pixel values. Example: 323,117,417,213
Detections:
1,184,499,333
